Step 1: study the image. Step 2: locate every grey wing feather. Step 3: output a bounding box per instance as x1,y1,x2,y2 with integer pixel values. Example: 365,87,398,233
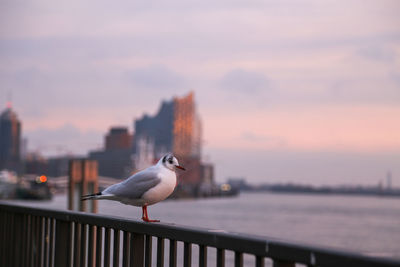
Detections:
103,167,161,199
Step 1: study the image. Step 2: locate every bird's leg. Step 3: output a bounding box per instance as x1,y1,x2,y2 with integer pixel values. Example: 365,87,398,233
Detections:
141,205,159,223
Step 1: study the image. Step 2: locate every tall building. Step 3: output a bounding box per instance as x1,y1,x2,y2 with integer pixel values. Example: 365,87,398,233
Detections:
133,91,201,164
133,92,210,193
173,92,202,158
89,127,133,179
0,106,21,172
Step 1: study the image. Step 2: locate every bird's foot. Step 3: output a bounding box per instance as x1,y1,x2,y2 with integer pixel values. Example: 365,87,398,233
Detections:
142,217,160,223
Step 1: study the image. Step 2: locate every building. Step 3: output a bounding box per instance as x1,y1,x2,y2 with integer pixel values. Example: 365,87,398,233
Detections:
106,127,132,150
133,92,201,165
133,92,212,195
89,127,133,179
0,106,21,173
47,155,75,177
24,152,48,175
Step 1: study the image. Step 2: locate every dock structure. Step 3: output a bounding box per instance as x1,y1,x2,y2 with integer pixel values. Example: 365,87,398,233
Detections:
1,202,399,267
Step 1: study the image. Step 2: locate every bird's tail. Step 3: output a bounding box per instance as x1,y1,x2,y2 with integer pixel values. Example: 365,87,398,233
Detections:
81,192,102,201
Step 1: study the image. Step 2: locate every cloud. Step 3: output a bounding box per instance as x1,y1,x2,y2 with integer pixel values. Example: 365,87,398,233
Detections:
357,44,396,62
124,65,186,90
219,69,269,93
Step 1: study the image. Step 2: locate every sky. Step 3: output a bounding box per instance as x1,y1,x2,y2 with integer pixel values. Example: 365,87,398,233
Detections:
1,0,399,186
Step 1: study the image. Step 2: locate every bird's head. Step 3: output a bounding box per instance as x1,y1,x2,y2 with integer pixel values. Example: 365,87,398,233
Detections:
161,153,186,171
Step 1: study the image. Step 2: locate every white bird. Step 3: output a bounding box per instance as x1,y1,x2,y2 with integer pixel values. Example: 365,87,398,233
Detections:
81,153,185,222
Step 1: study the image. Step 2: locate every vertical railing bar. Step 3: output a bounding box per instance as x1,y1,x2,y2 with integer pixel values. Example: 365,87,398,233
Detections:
3,212,9,267
0,212,5,266
96,226,103,267
199,245,207,267
20,214,28,267
74,222,82,267
8,212,14,266
7,212,12,266
145,235,152,267
256,256,265,267
14,213,22,266
0,212,4,266
30,215,37,267
44,217,50,267
49,218,55,267
26,214,32,267
0,212,3,265
122,232,130,267
130,233,145,267
38,216,45,267
156,237,164,267
54,220,71,267
234,252,243,267
81,224,88,267
69,222,75,267
169,239,177,267
36,216,41,267
88,225,96,267
184,242,192,267
113,229,120,267
217,248,225,267
104,228,111,267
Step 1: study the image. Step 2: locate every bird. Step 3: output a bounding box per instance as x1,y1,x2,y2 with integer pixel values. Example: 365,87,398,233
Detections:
81,153,185,222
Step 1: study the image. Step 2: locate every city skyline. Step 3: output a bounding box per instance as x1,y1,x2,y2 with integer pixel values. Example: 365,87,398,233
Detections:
1,0,399,186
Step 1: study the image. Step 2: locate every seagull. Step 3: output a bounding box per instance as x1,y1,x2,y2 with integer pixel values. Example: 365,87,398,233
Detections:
81,153,185,222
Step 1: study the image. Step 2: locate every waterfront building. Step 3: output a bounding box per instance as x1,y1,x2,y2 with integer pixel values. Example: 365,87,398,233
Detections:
133,92,213,195
0,106,21,173
89,127,133,179
133,92,202,163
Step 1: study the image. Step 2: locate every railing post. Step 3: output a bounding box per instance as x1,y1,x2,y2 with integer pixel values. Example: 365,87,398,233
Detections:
54,220,71,267
217,248,225,267
169,239,177,267
130,233,145,267
184,242,192,267
199,245,207,267
156,237,164,267
145,235,152,267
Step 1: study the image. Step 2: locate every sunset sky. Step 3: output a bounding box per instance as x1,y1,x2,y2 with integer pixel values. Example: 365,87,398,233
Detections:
1,0,399,186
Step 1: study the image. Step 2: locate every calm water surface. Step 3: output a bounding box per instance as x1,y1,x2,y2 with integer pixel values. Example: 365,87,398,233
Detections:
9,192,400,260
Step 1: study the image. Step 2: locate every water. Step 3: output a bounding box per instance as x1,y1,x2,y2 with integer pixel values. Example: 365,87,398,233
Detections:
9,192,400,260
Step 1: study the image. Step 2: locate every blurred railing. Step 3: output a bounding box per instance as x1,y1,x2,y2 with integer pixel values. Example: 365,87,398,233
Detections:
1,202,399,267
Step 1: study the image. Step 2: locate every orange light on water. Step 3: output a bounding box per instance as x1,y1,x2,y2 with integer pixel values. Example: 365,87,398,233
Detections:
39,175,47,183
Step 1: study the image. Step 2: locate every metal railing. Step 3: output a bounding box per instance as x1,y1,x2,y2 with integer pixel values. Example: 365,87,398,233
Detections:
1,202,399,267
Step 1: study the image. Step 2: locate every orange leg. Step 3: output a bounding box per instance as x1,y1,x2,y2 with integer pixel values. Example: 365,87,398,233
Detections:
141,205,160,223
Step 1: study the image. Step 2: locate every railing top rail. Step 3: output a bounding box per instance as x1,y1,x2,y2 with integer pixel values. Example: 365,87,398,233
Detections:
1,202,399,267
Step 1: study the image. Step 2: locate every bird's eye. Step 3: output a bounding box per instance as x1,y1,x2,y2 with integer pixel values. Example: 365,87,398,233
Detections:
168,159,173,164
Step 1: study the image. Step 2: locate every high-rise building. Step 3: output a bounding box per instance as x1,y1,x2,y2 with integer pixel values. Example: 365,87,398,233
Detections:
0,106,21,172
173,92,202,158
133,92,209,193
133,92,202,163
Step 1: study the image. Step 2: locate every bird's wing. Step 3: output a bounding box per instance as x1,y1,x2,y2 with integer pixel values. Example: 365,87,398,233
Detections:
103,167,161,199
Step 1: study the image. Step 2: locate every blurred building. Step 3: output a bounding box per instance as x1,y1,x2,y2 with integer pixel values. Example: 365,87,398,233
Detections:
47,155,75,177
0,106,22,173
24,152,48,175
106,127,132,150
133,92,213,195
89,127,133,179
133,92,201,165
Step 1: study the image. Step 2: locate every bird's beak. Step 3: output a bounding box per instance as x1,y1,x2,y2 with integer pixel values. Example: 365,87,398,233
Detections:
175,165,186,171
